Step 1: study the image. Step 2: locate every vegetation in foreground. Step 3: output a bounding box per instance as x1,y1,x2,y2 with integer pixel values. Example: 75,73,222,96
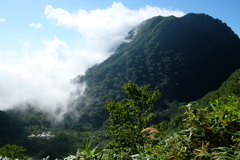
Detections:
1,81,240,159
64,93,240,159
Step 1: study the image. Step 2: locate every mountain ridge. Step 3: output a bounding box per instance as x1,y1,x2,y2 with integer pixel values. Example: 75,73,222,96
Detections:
70,13,240,128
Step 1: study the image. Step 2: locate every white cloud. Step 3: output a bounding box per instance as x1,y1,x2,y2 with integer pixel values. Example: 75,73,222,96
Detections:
29,23,42,28
0,18,6,22
18,39,29,52
0,3,185,120
45,2,185,53
0,36,106,113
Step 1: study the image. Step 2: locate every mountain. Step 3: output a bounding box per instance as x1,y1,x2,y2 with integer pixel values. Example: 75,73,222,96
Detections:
1,13,240,159
199,68,240,106
68,13,240,129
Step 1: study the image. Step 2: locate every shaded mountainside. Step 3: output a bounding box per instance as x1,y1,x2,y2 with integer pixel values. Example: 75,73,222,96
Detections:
199,68,240,106
69,13,240,128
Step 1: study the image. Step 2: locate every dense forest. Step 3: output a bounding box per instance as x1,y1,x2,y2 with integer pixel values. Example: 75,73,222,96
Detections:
1,13,240,159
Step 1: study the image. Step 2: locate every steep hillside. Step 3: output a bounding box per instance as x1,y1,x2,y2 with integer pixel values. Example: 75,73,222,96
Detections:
199,68,240,106
69,13,240,128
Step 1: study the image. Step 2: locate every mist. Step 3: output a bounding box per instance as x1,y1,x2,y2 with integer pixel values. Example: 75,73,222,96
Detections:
0,2,185,120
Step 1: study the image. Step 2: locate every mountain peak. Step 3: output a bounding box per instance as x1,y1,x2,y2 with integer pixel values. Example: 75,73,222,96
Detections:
72,13,240,128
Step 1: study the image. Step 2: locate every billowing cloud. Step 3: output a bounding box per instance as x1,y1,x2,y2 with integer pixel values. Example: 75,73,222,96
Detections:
0,3,185,121
0,18,6,22
0,36,88,120
45,2,185,53
0,38,70,107
29,23,42,28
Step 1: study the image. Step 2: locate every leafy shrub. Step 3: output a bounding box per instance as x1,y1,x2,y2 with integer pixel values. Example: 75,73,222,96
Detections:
104,81,160,158
0,144,27,159
64,140,102,160
136,96,240,159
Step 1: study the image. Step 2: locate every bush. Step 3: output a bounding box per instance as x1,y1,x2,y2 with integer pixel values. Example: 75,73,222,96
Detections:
0,144,27,159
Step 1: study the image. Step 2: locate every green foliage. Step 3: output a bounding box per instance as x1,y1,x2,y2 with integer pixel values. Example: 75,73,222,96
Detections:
104,81,160,157
129,96,240,159
64,140,102,160
184,96,240,159
0,144,27,159
199,68,240,106
0,111,24,146
8,105,52,129
25,130,110,159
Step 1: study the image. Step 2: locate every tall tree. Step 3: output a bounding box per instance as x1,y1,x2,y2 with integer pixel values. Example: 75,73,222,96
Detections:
104,81,161,156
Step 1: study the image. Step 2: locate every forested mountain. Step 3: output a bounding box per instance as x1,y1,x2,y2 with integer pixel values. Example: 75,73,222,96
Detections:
69,13,240,128
1,13,240,159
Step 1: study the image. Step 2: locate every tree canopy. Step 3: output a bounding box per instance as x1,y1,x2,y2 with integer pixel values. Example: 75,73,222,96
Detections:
104,81,160,156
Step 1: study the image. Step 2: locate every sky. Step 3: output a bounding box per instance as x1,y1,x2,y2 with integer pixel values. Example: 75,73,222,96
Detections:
0,0,239,117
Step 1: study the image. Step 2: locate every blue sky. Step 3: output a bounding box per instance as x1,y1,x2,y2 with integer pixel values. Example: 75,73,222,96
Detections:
0,0,239,115
1,1,239,55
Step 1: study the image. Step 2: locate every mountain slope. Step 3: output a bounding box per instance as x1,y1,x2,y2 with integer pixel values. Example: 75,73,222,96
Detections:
70,13,240,128
199,68,240,106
